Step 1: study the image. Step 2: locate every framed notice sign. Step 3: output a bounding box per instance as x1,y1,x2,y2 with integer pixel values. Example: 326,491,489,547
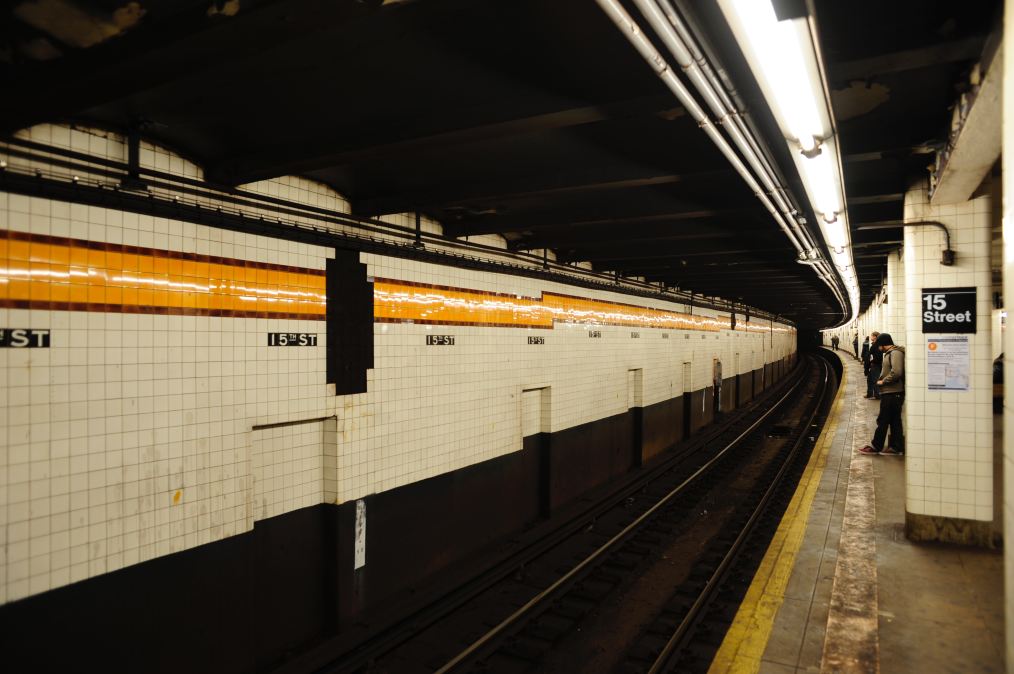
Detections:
921,287,976,333
927,336,970,391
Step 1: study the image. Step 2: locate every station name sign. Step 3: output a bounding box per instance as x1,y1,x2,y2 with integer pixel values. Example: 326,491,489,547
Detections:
922,287,976,333
0,329,50,348
268,332,318,346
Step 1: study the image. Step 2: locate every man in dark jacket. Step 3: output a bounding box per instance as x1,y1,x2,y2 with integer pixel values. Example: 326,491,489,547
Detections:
861,335,870,373
859,333,905,455
852,333,859,360
865,331,882,399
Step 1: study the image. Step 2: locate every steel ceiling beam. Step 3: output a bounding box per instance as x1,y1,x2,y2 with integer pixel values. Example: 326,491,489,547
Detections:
212,94,676,185
829,36,985,82
354,168,733,217
444,207,753,238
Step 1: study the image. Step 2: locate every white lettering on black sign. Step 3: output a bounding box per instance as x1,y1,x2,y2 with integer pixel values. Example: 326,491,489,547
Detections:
588,330,602,338
268,333,318,346
528,336,545,345
426,335,455,345
0,329,50,348
921,288,976,333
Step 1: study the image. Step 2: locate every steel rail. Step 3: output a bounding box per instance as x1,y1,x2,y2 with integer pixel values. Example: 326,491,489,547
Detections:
305,364,803,674
433,362,812,673
646,355,832,673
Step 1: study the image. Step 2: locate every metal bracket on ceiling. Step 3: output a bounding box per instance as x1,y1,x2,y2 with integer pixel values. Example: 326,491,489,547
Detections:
119,119,150,194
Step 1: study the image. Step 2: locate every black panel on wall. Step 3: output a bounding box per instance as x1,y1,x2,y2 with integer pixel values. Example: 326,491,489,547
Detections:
0,506,338,674
327,249,374,394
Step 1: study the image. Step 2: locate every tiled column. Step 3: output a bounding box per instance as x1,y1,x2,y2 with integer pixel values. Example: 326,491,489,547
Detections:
1002,0,1014,664
886,249,905,337
903,181,995,544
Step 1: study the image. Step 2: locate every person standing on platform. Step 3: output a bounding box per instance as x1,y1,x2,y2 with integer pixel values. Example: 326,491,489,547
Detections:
852,332,859,360
865,331,882,399
859,333,905,455
861,334,870,375
831,335,839,350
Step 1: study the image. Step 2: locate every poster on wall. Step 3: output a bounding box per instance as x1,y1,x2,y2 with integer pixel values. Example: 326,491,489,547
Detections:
926,336,970,391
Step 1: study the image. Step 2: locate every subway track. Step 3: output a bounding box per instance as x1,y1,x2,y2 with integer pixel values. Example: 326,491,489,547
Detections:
308,354,836,674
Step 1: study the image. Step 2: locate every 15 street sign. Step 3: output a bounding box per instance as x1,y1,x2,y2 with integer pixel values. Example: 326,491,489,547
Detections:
922,287,976,333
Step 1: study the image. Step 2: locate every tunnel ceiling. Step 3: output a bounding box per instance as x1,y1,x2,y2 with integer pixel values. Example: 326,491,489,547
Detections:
1,0,999,329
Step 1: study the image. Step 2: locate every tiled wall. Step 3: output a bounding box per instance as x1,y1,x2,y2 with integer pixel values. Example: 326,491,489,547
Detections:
886,250,906,337
1001,4,1014,662
903,183,994,521
0,193,335,604
0,129,797,606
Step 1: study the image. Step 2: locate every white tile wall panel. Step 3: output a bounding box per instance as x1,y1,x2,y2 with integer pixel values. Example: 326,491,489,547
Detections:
902,184,994,521
0,129,797,604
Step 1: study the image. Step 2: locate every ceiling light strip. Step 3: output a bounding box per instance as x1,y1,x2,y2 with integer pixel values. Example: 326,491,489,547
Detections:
594,0,808,256
632,0,810,250
718,0,859,324
596,0,847,321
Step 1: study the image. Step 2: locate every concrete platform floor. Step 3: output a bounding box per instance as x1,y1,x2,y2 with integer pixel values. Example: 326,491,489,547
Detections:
710,349,1004,674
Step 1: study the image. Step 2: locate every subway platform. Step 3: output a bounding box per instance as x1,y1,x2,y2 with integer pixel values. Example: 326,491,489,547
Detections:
708,349,1004,673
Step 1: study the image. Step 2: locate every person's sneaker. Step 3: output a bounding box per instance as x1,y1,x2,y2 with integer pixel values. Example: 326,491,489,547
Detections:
858,445,880,455
880,447,904,456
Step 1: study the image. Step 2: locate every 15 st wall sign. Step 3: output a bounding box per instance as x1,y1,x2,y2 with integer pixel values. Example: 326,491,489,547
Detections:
921,288,976,333
267,333,318,346
0,329,50,348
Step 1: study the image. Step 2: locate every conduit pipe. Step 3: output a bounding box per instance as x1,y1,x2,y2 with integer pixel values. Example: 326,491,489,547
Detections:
597,0,848,321
612,0,844,315
632,0,809,251
594,0,807,255
664,0,822,257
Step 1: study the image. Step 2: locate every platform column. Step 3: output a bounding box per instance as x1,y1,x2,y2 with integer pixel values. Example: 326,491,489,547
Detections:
1001,0,1014,665
902,181,996,545
885,249,905,337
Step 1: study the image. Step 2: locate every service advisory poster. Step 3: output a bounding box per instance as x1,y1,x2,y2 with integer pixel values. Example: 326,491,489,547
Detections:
927,336,970,391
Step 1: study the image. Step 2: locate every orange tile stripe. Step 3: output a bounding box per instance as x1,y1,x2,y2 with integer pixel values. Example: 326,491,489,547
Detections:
0,230,792,334
374,279,790,333
0,230,326,319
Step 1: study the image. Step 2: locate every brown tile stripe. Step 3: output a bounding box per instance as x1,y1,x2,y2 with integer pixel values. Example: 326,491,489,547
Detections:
1,230,793,333
1,229,326,319
2,229,325,275
0,299,316,320
373,277,790,333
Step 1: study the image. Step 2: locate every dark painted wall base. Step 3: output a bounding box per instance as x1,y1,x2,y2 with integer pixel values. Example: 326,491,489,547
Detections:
0,505,338,674
0,361,793,673
905,512,1001,549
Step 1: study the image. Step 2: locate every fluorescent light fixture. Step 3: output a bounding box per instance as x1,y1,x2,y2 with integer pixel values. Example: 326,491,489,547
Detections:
719,0,858,324
720,0,824,151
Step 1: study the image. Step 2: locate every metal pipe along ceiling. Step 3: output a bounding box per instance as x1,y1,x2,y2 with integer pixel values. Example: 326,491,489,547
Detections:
594,0,849,321
594,0,806,255
633,0,806,246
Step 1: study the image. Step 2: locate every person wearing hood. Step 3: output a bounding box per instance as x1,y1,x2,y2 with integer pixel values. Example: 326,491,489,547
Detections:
859,333,905,455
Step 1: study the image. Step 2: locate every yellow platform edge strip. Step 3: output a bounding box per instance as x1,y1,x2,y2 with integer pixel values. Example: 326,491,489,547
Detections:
707,352,848,674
